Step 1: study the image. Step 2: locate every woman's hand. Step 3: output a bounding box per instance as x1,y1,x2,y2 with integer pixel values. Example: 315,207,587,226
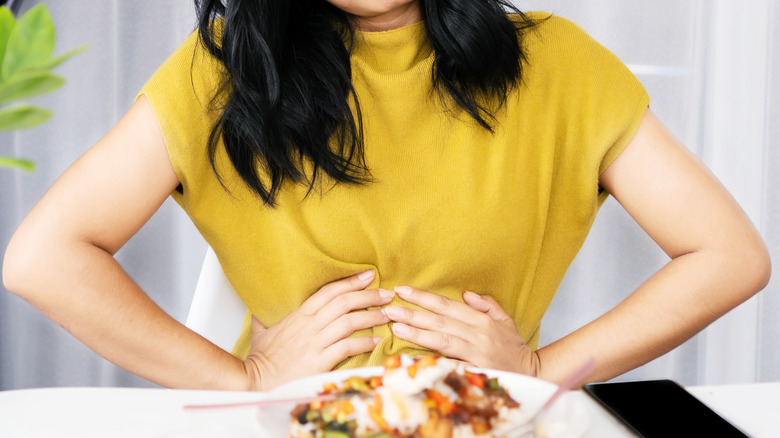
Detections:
243,270,394,391
383,286,540,377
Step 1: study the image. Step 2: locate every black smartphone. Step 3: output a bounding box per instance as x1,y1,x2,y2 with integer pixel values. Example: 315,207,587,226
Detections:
583,379,749,438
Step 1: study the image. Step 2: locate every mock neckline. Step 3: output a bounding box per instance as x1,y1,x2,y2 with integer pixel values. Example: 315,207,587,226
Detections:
351,21,432,73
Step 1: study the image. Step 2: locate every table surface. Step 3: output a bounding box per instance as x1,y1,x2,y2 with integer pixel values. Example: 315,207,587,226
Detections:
0,383,777,437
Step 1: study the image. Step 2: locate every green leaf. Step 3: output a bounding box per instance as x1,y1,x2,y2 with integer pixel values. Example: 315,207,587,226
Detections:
0,155,35,172
34,45,88,71
0,104,52,130
0,6,16,75
2,4,55,79
0,71,64,103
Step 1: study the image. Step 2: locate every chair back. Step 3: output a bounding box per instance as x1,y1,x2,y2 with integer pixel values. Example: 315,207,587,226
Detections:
185,246,247,352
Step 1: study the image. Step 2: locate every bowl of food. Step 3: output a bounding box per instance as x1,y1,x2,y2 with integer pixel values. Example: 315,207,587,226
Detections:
257,355,588,437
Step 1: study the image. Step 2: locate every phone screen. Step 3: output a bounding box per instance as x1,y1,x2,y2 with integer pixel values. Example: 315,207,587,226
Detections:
584,379,748,438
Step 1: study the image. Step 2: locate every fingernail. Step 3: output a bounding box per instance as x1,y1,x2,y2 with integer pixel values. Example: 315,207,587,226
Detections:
394,286,412,297
379,289,394,299
392,323,410,336
373,337,382,345
358,270,375,281
463,291,481,300
384,306,403,318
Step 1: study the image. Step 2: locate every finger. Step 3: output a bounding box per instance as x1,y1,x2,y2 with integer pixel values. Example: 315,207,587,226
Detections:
391,322,471,361
382,305,474,341
299,270,376,314
313,288,395,328
462,290,491,312
451,358,478,368
463,291,512,322
321,336,382,369
394,286,475,319
318,309,391,345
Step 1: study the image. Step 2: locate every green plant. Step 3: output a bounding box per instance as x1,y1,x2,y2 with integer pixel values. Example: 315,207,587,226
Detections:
0,3,85,171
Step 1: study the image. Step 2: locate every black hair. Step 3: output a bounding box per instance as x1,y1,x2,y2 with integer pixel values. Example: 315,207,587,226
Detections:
194,0,539,206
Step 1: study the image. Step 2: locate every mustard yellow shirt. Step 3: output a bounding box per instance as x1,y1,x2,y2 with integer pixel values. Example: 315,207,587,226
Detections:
139,13,649,369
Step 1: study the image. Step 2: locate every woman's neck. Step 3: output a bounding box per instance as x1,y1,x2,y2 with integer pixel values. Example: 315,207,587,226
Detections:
351,2,422,32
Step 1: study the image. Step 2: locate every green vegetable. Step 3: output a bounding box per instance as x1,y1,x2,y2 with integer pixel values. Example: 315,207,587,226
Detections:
305,408,322,423
359,433,393,438
345,376,371,392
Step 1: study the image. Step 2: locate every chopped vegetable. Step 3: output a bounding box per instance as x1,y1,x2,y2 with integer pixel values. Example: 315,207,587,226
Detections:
384,355,402,369
465,371,485,389
288,355,523,437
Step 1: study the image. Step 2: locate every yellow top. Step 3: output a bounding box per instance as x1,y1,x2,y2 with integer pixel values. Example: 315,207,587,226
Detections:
139,13,649,369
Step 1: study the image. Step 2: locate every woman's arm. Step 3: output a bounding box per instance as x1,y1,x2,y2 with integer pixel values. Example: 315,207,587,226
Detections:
2,96,393,390
536,108,771,383
2,96,252,390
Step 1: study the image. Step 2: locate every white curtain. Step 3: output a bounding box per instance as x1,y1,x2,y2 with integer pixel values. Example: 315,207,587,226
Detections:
0,0,777,389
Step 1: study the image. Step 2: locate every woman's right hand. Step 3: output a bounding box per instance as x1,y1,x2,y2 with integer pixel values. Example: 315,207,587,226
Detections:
243,270,393,391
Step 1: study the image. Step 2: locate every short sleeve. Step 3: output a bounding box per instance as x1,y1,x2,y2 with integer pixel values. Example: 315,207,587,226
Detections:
136,30,223,207
524,13,650,195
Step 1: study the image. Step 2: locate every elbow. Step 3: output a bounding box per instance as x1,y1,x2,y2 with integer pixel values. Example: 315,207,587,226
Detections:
734,233,772,298
2,230,47,300
3,239,28,298
752,242,772,294
1,257,16,296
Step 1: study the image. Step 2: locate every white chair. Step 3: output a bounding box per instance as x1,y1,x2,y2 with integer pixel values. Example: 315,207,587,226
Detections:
185,246,247,352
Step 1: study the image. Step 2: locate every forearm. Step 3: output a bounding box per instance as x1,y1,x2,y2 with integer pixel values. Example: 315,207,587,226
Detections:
4,239,251,391
536,246,769,384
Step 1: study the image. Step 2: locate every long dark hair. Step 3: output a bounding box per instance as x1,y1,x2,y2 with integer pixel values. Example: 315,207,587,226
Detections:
194,0,538,206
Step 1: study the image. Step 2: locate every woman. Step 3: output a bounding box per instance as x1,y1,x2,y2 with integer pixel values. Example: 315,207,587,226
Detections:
2,0,770,391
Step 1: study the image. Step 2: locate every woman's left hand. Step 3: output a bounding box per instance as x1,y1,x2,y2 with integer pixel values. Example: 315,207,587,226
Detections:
383,286,541,377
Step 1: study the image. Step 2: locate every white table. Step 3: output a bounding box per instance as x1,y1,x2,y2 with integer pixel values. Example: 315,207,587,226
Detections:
0,383,777,437
686,384,780,437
